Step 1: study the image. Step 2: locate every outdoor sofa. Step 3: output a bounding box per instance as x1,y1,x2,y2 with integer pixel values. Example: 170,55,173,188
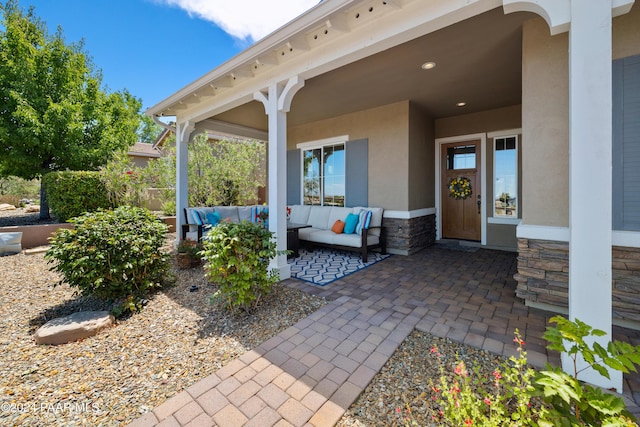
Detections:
182,205,268,241
182,204,386,262
288,205,386,262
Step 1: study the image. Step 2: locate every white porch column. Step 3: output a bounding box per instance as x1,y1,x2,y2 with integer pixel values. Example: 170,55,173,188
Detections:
175,120,194,245
254,76,304,281
567,1,619,391
503,0,636,391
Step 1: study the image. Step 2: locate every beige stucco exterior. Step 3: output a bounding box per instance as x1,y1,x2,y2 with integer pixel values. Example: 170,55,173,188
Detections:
288,101,411,210
434,105,522,140
409,103,435,210
521,4,640,228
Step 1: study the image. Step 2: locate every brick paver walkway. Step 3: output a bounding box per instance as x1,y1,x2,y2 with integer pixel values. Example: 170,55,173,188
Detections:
128,245,640,426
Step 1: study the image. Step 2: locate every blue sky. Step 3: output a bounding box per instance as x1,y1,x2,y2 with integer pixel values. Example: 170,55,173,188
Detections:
20,0,318,111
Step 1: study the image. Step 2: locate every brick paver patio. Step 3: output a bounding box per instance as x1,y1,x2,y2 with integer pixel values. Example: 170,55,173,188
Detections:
128,244,640,426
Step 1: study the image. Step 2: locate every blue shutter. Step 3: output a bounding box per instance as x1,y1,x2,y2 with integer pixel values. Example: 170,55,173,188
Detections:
287,149,301,205
345,139,368,207
613,55,640,231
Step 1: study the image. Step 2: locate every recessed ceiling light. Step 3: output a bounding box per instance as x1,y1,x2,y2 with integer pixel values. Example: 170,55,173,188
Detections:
421,61,436,70
456,102,467,107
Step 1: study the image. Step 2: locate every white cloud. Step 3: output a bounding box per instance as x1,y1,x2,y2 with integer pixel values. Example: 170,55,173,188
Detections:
160,0,321,42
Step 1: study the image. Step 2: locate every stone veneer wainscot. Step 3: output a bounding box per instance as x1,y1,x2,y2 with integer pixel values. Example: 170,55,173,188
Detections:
515,238,640,325
383,214,435,255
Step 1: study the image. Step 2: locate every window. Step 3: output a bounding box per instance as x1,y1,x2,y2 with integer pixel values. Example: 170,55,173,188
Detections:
301,141,345,206
494,136,518,218
446,145,476,170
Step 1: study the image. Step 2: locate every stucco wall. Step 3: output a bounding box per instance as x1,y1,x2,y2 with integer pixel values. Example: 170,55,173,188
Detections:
434,105,521,139
521,18,569,227
288,101,410,210
521,5,640,228
613,3,640,60
409,102,435,209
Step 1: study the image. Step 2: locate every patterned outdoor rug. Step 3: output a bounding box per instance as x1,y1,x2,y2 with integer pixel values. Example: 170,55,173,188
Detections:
288,248,391,286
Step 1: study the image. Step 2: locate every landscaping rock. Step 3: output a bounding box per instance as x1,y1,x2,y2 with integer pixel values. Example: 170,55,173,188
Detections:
24,204,40,213
0,203,16,211
34,311,115,345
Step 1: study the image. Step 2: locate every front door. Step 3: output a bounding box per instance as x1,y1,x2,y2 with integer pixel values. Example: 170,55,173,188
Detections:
441,140,481,241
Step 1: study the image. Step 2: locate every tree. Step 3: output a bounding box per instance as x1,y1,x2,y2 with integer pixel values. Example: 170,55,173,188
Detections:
137,114,163,144
0,0,141,219
143,132,267,211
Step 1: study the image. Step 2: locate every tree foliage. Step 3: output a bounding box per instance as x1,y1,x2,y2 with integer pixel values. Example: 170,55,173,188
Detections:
146,132,266,210
137,115,163,144
0,0,141,216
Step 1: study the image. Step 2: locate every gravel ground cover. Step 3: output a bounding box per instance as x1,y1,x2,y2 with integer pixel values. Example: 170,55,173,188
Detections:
337,331,517,427
0,236,326,426
1,209,539,426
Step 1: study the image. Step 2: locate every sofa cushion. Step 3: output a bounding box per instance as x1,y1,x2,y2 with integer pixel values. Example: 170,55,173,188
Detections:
307,206,332,229
298,227,321,241
237,206,254,223
328,207,353,227
214,206,239,223
331,232,379,248
344,213,359,234
305,229,335,245
289,205,311,224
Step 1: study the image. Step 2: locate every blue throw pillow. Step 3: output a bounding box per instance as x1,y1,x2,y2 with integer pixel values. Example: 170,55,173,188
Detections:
206,211,221,226
344,213,359,234
356,209,372,235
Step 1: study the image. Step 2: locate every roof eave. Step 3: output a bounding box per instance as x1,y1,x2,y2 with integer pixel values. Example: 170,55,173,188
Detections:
146,0,356,118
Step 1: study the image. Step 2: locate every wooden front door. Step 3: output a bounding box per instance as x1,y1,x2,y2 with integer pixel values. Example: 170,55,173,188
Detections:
441,140,481,241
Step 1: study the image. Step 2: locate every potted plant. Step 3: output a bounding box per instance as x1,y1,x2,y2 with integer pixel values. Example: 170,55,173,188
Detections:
176,238,202,268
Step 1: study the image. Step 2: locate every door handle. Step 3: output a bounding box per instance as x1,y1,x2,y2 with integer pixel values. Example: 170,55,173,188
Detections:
477,195,481,214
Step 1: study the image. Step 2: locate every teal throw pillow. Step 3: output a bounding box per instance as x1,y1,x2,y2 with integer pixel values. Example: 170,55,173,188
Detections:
206,211,221,226
344,213,359,234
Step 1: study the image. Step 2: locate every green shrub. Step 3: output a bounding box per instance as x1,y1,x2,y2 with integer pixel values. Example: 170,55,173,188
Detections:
0,177,40,201
100,150,148,208
201,221,285,312
535,316,640,426
42,171,112,222
430,317,640,426
45,206,172,315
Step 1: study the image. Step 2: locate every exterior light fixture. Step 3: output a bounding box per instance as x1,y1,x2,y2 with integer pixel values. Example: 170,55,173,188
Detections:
421,61,436,70
456,102,467,107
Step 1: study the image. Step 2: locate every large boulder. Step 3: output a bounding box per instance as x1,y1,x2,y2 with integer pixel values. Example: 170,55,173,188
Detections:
34,311,114,345
0,203,16,211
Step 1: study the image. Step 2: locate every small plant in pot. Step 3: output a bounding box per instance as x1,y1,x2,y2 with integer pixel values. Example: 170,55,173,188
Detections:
176,238,202,268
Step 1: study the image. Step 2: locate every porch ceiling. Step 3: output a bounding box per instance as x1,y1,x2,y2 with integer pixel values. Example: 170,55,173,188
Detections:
213,7,534,131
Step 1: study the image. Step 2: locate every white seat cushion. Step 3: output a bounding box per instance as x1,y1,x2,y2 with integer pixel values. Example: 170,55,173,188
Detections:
214,206,240,223
289,205,311,224
307,206,332,229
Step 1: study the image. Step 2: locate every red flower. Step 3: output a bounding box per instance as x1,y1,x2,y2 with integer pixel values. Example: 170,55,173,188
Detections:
465,419,473,425
513,337,525,346
484,397,491,406
492,370,502,380
454,362,468,377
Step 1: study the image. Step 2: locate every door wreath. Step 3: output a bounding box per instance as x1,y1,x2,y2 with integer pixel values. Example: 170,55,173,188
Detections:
448,177,472,200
